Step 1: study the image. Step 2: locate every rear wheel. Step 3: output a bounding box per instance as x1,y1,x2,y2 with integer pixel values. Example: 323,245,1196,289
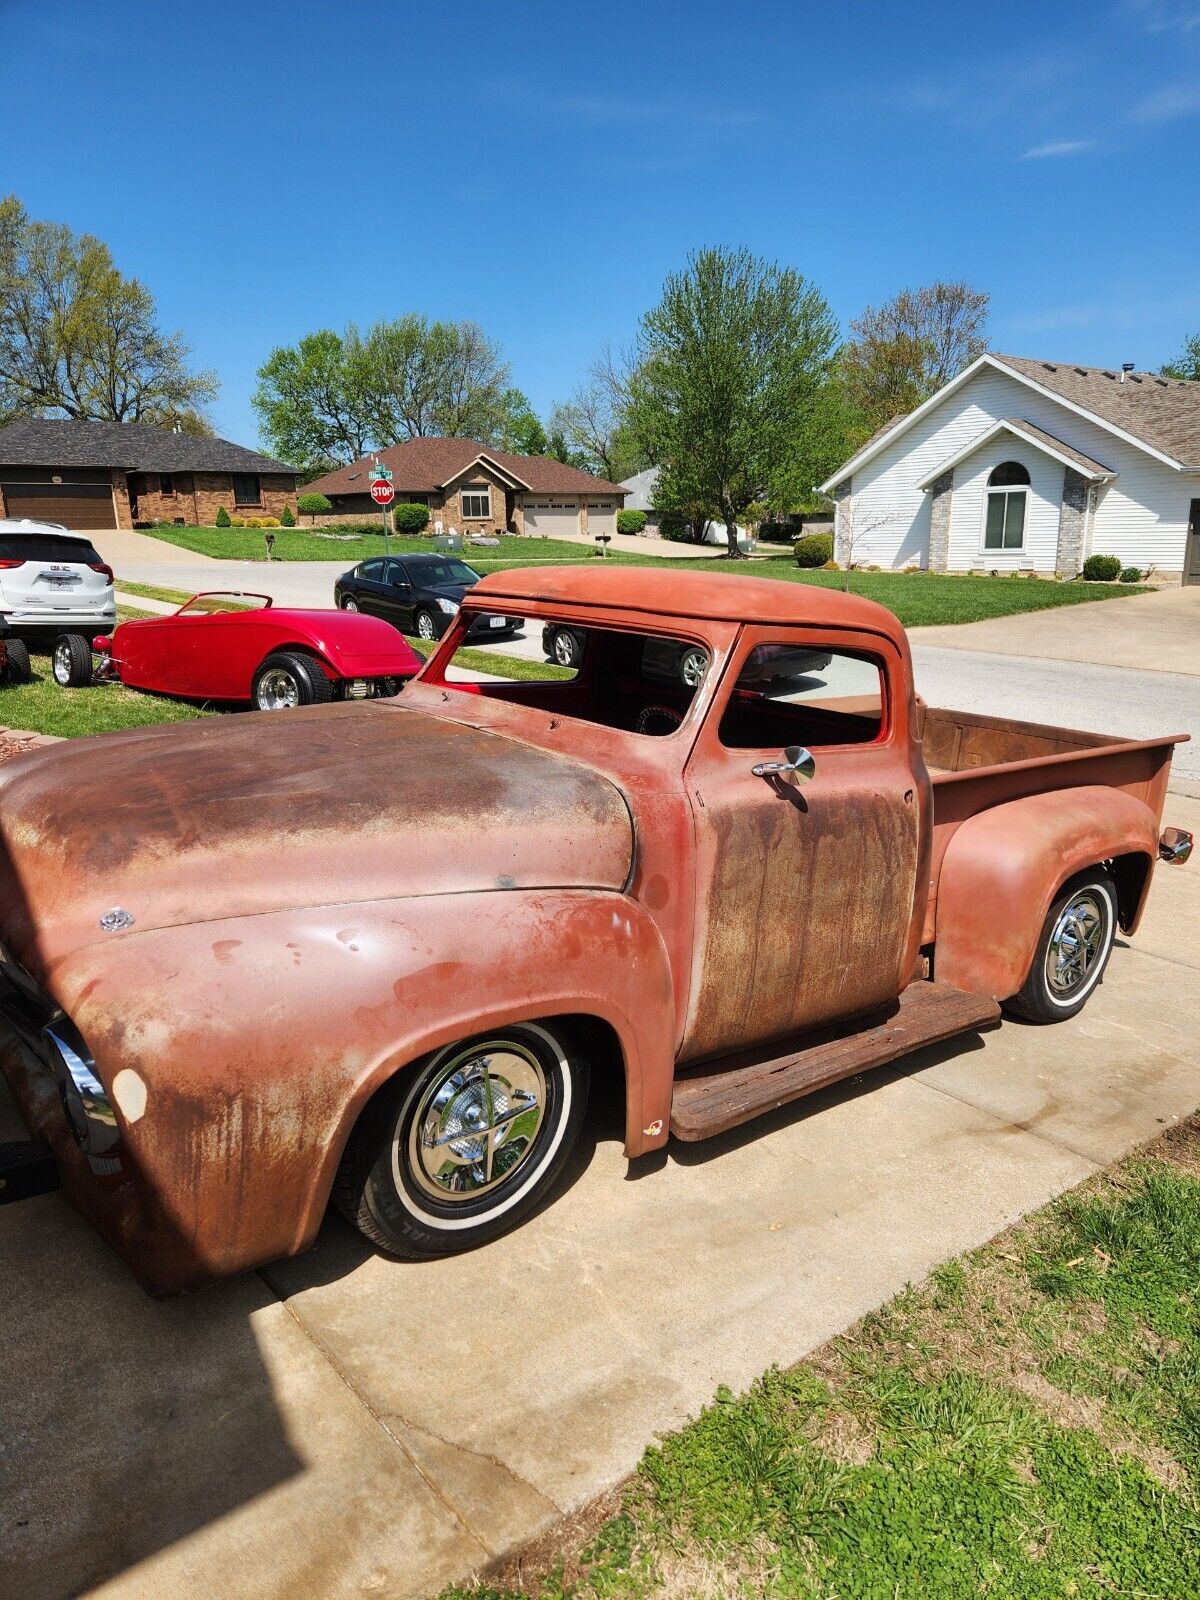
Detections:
341,595,359,611
3,639,31,684
251,651,334,711
52,633,92,687
334,1021,589,1260
1005,871,1117,1023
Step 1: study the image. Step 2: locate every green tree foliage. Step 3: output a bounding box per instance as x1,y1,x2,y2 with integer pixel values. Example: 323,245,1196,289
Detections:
627,247,840,557
214,506,231,527
839,280,989,440
494,388,549,456
253,317,516,470
1162,333,1200,381
296,491,331,524
0,194,217,428
279,505,295,527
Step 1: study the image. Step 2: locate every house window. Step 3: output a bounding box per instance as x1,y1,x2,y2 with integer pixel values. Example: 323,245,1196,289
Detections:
983,461,1029,551
461,484,491,520
232,474,262,507
159,473,175,497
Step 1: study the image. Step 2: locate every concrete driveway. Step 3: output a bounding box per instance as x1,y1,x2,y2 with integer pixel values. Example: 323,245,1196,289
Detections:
2,792,1197,1600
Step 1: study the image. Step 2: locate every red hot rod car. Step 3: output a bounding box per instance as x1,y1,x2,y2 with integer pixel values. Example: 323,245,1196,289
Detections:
67,592,421,710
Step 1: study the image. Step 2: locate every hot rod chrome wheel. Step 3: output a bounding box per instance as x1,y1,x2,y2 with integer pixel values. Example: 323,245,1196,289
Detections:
256,666,301,710
1045,889,1107,1001
406,1040,546,1203
1005,871,1116,1024
52,633,93,687
333,1021,589,1260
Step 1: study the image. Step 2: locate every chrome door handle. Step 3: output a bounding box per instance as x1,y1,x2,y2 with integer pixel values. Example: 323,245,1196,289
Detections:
751,745,816,784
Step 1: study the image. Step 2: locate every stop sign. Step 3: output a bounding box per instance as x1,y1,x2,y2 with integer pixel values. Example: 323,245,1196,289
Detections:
370,478,395,506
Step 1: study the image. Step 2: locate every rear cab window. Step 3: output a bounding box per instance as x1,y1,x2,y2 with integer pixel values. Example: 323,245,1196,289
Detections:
0,535,105,565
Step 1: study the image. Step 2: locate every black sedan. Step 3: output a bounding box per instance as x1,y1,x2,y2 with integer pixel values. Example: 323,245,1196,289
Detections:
334,554,519,642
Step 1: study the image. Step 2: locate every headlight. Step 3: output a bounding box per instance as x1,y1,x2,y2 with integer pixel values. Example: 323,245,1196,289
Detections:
435,597,460,614
45,1021,120,1158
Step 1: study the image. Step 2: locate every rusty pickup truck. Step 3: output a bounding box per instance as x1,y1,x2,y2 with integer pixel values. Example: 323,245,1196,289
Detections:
0,568,1190,1293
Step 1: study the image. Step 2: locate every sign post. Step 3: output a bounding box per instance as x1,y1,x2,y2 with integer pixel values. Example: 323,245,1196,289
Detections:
370,465,395,552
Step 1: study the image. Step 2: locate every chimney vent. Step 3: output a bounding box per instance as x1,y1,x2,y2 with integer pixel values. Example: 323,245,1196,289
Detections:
1121,361,1135,383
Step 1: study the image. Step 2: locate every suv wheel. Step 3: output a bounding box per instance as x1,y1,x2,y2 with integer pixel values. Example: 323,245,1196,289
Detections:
52,633,92,687
334,1021,589,1260
2,638,31,685
252,652,334,711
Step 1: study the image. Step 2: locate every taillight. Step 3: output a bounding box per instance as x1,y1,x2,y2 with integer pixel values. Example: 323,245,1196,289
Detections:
89,563,115,585
0,559,26,569
92,635,112,654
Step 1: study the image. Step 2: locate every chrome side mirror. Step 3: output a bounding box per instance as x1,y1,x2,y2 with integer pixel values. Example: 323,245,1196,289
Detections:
751,745,816,785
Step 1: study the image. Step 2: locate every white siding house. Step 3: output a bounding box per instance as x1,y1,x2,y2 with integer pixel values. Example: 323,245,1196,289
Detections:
820,355,1200,582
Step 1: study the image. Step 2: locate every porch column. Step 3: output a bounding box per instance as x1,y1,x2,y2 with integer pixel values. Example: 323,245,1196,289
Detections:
927,471,953,572
1056,468,1088,578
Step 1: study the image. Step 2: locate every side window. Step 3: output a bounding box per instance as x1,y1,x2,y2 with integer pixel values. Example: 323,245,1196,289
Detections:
358,559,384,579
719,645,884,751
385,560,409,586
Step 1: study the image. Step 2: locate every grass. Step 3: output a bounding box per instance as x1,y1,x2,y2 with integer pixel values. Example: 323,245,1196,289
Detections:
443,1118,1200,1600
115,580,255,611
408,635,574,682
134,525,1150,628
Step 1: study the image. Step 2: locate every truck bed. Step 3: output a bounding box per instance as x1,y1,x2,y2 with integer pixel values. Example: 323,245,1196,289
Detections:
918,705,1187,941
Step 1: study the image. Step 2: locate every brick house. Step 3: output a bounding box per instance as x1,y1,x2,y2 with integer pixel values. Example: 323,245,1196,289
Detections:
0,418,300,531
304,438,626,537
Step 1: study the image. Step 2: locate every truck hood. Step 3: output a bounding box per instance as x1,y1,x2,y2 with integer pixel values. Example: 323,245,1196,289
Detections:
0,702,634,978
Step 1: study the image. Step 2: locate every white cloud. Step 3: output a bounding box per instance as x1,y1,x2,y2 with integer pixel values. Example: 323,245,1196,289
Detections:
1127,83,1200,121
1124,0,1200,33
1023,139,1093,158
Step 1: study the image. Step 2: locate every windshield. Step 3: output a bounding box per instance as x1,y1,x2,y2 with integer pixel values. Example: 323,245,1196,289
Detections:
420,560,479,587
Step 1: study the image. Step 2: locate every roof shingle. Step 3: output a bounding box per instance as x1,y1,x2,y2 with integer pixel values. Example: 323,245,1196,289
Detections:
0,418,297,476
993,355,1200,466
304,438,626,499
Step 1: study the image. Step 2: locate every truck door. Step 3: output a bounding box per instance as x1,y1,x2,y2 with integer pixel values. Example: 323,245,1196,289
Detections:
680,624,925,1064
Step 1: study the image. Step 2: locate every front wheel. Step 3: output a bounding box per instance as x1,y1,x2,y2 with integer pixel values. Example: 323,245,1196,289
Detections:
1004,871,1117,1023
252,651,334,711
52,633,92,687
415,609,438,642
334,1021,589,1259
550,627,583,668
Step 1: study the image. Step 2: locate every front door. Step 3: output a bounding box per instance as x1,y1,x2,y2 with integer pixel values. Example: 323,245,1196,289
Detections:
680,625,926,1064
1186,500,1200,587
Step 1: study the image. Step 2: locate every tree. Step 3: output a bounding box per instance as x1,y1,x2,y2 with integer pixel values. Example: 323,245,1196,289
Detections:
839,280,989,438
550,345,648,483
253,316,515,469
0,194,217,428
494,388,549,456
1162,334,1200,381
297,491,331,525
626,247,840,557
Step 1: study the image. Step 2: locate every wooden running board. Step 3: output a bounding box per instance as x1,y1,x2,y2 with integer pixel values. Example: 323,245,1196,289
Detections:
670,980,1001,1142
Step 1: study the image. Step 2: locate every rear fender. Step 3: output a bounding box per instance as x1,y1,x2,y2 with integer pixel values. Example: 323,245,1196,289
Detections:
935,786,1158,1000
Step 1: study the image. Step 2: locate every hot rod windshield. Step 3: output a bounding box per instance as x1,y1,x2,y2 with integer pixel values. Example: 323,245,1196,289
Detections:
421,611,712,739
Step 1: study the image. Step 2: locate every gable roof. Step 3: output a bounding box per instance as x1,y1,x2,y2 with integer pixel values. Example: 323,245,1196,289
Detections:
820,353,1200,491
0,417,297,476
305,437,626,499
915,417,1116,489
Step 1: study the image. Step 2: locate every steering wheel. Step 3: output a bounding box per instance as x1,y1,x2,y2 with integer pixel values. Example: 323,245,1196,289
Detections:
636,704,683,737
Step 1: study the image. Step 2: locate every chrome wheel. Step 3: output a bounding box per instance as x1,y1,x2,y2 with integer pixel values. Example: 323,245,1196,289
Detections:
256,667,301,710
52,640,73,685
1044,889,1108,1001
679,646,709,689
405,1040,546,1203
342,596,359,611
416,611,437,641
552,630,578,667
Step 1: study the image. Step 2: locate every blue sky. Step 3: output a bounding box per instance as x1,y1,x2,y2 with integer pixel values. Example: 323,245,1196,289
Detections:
4,0,1200,448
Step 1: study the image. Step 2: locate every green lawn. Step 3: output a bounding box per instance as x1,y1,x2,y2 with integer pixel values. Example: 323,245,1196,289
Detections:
446,1120,1200,1600
134,525,1149,628
0,635,212,738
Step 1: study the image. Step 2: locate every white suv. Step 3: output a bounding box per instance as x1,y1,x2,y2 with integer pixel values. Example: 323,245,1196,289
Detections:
0,519,116,657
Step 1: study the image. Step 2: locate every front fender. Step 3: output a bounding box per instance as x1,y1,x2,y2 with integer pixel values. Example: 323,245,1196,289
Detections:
43,888,674,1292
934,786,1158,1001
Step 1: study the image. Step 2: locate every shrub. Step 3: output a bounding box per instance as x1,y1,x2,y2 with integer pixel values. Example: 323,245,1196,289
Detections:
1119,565,1143,584
230,517,246,527
215,506,231,528
280,505,295,527
616,508,647,535
393,501,431,535
821,558,839,570
1082,553,1121,581
794,531,834,568
297,491,332,525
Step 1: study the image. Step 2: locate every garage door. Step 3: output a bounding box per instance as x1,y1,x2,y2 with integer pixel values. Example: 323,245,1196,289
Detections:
588,503,616,537
523,501,579,537
2,482,117,530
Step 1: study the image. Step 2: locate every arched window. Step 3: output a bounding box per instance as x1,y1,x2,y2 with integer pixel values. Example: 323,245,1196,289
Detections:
984,460,1029,551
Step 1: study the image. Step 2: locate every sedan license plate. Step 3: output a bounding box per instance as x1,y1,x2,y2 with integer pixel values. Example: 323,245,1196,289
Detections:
488,616,506,629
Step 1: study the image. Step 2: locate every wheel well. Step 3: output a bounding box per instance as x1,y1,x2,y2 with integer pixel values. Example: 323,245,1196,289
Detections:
260,643,336,681
1108,851,1153,932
